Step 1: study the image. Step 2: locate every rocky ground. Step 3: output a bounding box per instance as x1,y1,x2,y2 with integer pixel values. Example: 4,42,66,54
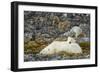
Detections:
24,11,90,62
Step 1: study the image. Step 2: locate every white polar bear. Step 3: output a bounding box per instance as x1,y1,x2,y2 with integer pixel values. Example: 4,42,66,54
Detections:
39,37,82,55
70,26,82,38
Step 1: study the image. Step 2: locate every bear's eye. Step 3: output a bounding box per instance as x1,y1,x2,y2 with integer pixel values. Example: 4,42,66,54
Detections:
69,42,71,44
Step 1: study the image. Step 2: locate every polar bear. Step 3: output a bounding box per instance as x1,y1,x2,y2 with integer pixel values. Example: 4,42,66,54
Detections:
70,26,82,38
39,37,82,55
63,26,85,38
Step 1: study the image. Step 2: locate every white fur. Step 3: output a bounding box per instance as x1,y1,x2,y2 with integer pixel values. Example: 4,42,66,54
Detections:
39,37,82,55
70,26,82,38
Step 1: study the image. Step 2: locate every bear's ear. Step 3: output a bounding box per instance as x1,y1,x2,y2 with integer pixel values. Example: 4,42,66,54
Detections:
67,37,71,40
